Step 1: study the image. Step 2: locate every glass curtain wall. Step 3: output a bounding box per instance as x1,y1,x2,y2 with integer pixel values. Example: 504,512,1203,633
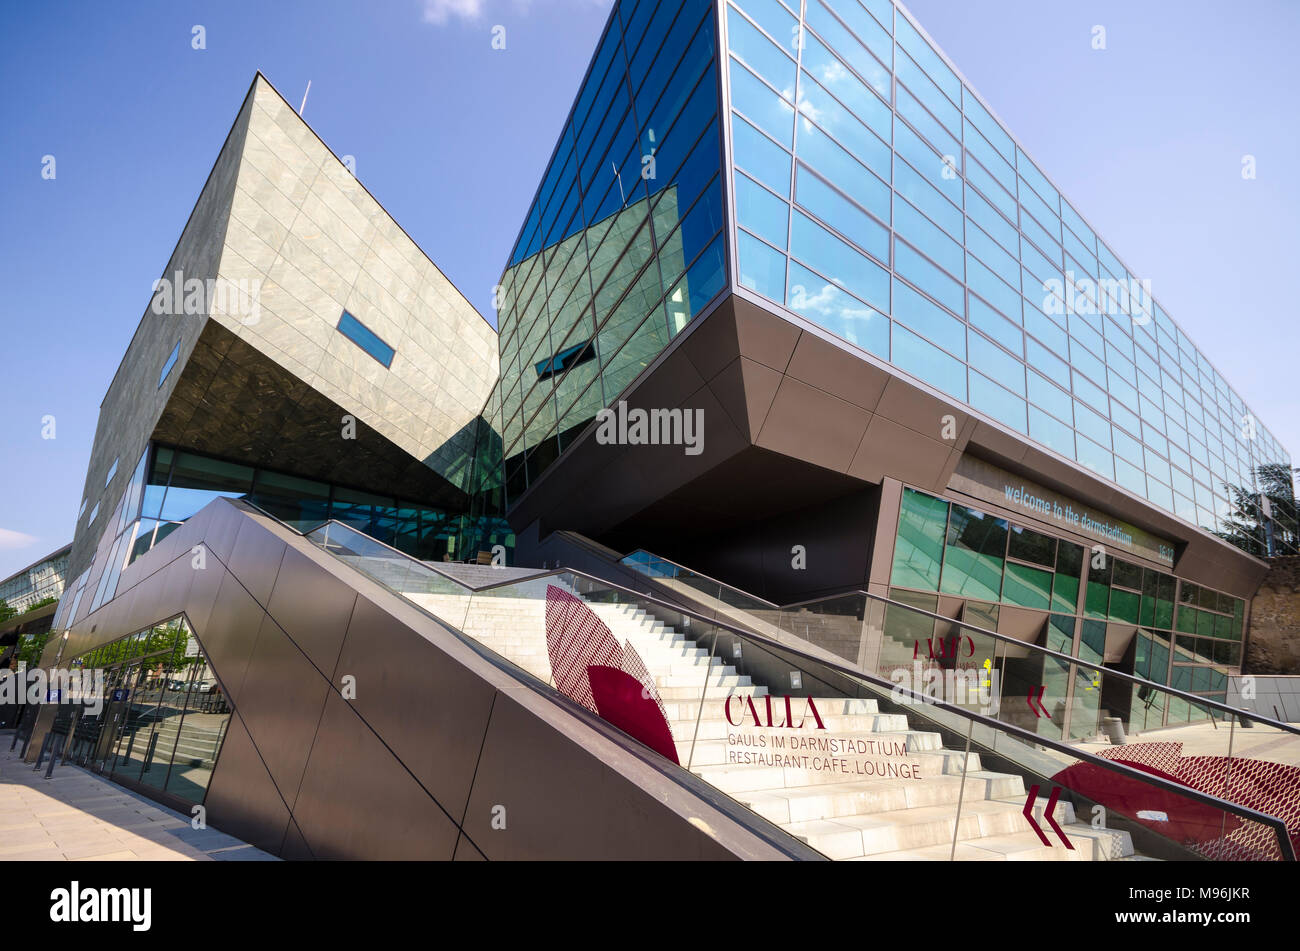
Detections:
888,486,1244,725
480,0,727,508
125,445,468,565
68,616,231,805
724,0,1293,549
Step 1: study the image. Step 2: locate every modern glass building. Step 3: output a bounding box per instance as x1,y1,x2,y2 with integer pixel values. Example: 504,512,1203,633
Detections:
722,0,1292,542
482,0,727,503
25,4,1299,862
472,0,1295,725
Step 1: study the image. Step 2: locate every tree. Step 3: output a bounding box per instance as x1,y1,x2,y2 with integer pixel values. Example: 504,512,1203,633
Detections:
1216,463,1300,558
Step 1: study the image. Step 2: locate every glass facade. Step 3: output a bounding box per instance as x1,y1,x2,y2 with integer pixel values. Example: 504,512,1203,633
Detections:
480,0,727,507
0,547,69,615
725,0,1293,544
890,486,1243,724
63,615,231,804
133,445,473,560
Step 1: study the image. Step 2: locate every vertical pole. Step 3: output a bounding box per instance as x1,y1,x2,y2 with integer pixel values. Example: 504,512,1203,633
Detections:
949,715,976,861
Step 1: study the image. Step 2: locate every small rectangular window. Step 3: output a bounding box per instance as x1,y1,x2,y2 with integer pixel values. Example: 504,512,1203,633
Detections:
104,458,118,487
535,341,595,381
337,311,395,368
159,341,181,388
87,502,99,525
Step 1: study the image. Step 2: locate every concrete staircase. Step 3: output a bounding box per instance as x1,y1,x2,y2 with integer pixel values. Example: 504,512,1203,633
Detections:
397,571,1134,861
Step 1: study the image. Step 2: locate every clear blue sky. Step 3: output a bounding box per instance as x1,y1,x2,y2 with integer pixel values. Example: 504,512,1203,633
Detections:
0,0,1296,580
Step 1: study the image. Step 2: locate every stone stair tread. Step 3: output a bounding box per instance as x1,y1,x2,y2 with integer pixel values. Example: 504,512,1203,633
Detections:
405,582,1148,862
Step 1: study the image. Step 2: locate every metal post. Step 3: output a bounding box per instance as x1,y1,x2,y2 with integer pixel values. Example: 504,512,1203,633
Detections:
949,715,976,861
142,732,159,773
686,617,717,773
44,734,60,778
33,732,52,770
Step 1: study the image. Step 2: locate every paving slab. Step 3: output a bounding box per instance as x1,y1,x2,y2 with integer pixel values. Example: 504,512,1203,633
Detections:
0,732,277,862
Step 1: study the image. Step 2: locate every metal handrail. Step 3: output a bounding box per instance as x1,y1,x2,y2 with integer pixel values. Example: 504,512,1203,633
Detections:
622,546,1300,738
616,546,782,609
249,506,1297,860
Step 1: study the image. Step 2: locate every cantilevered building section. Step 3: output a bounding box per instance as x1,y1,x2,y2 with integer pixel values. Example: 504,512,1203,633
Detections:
62,73,499,622
483,0,1293,723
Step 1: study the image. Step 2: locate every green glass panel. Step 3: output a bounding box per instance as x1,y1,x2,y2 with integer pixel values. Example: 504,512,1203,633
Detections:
1148,633,1170,685
1108,588,1140,624
1133,631,1151,679
1003,562,1052,609
890,488,948,591
1154,572,1176,630
1051,573,1079,615
1196,609,1215,636
1046,614,1074,654
1175,604,1198,634
1051,541,1082,613
1138,569,1157,627
1078,619,1105,665
1084,579,1109,618
1008,525,1055,567
1213,613,1231,639
1083,555,1110,618
880,588,938,670
1112,559,1141,590
940,505,1007,602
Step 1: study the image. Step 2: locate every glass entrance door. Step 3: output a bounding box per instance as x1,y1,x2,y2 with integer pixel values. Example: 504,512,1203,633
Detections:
89,663,139,773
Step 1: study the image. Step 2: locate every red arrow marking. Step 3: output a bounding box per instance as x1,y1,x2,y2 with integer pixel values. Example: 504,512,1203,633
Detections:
1043,785,1074,850
1023,784,1051,846
1027,685,1051,718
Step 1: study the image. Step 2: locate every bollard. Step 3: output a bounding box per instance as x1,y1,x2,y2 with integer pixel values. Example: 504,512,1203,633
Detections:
1103,716,1126,745
44,736,60,778
33,732,52,770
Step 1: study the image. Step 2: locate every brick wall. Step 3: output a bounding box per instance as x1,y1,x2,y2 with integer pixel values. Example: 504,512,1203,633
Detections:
1246,555,1300,674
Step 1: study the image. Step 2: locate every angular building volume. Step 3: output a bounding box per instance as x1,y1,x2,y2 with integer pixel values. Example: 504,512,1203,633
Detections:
22,2,1300,862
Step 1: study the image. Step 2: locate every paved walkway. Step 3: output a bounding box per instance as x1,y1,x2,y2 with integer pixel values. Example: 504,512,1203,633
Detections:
0,732,276,861
1075,719,1300,766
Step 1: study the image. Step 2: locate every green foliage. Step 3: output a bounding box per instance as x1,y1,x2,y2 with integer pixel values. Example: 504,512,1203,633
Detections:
1216,463,1300,558
15,630,50,667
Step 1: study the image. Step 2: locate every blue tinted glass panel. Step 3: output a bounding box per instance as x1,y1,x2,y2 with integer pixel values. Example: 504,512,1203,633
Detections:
969,371,1027,433
969,331,1024,395
893,324,966,401
795,165,888,262
158,342,181,388
730,57,794,146
338,311,396,368
735,0,796,43
895,13,959,103
896,239,963,315
732,113,791,194
787,260,889,357
790,210,888,310
892,277,964,357
734,171,789,248
737,229,787,300
728,4,796,94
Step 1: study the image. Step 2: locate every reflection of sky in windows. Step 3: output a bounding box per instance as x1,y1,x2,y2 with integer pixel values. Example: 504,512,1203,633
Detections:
479,0,725,503
726,0,1291,540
